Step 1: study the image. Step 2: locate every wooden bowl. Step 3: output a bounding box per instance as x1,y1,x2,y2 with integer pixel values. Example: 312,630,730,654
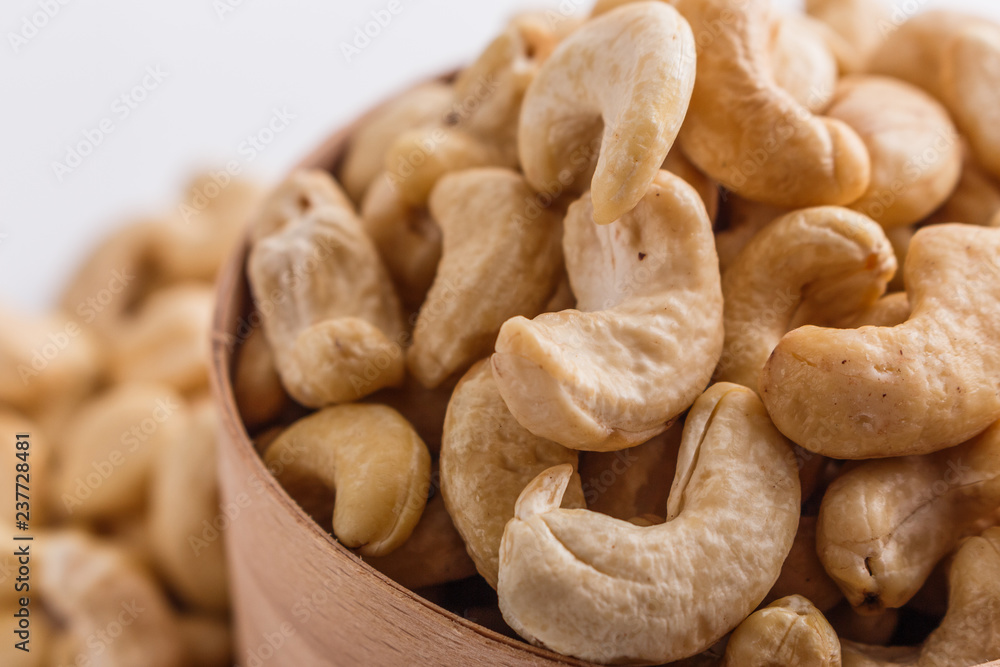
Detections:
209,83,593,666
209,84,1000,667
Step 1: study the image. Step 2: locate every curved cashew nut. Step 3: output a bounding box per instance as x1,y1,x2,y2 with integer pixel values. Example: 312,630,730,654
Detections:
233,323,289,431
825,76,961,229
716,207,896,388
805,0,891,72
722,596,841,667
941,21,1000,183
765,516,843,613
52,382,188,521
248,169,406,407
340,81,454,202
578,420,681,522
110,283,214,394
263,404,430,557
440,360,584,588
38,531,184,667
407,168,565,388
360,173,443,311
841,527,1000,667
362,492,477,590
519,2,696,225
493,170,723,451
676,0,869,207
150,398,228,613
817,420,1000,613
497,383,800,664
760,224,1000,459
769,13,838,113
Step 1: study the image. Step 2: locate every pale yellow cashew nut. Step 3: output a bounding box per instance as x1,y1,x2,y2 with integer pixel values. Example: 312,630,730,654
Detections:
675,0,870,208
716,206,896,388
439,360,584,589
760,224,1000,459
826,76,961,229
493,170,722,451
765,516,843,613
518,2,697,225
407,168,565,389
722,595,841,667
264,404,430,557
497,383,800,664
247,169,406,407
817,421,1000,613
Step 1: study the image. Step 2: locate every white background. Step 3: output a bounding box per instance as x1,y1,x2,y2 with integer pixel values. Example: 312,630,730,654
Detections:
2,0,999,311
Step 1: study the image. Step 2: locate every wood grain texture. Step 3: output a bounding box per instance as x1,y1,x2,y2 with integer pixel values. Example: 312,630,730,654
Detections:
208,79,1000,667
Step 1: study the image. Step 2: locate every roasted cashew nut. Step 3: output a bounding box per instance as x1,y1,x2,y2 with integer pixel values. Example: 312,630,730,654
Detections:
518,2,696,225
264,404,430,557
826,76,961,229
38,531,184,667
407,168,565,388
817,420,1000,613
248,169,406,407
440,360,584,589
675,0,870,208
716,206,896,388
722,595,841,667
497,383,800,664
760,224,1000,459
493,170,723,451
841,527,1000,667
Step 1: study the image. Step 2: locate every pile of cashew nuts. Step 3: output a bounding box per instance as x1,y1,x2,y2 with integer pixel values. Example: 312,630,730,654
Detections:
239,1,1000,664
1,177,261,666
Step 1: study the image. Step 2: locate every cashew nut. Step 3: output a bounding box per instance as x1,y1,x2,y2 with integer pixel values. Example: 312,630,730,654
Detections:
714,196,790,273
493,170,723,451
233,323,289,431
407,168,565,388
840,527,1000,667
263,404,430,556
52,382,188,521
842,292,911,329
760,224,1000,459
927,148,1000,228
109,283,214,394
439,360,584,588
38,531,184,667
149,398,228,613
497,383,800,664
817,420,1000,612
805,0,891,72
518,2,696,225
825,76,961,228
769,13,838,113
340,81,454,202
359,172,442,311
716,207,896,388
676,0,870,208
663,147,719,223
941,21,1000,182
722,595,841,667
248,169,406,407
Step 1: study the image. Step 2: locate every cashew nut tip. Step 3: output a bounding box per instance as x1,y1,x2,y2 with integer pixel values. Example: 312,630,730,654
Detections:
264,404,431,557
497,383,800,664
760,224,1000,459
518,2,697,225
493,170,723,451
